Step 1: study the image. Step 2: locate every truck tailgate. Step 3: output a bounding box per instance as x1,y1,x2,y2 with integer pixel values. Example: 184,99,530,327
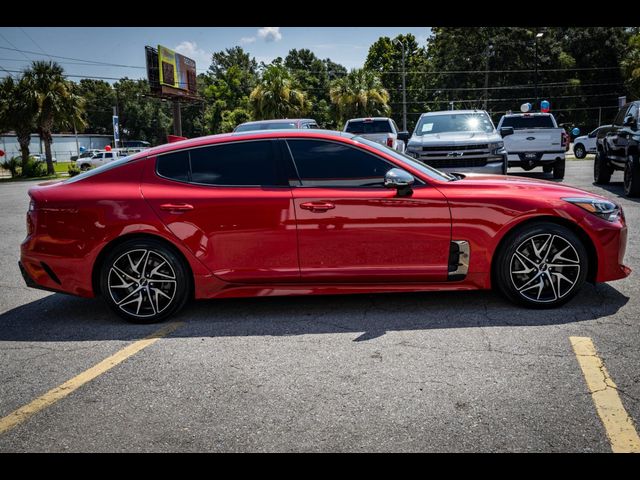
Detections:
504,128,563,152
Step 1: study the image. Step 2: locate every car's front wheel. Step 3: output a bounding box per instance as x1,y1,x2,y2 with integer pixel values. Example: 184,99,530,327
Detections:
573,143,586,159
495,222,587,308
624,154,640,197
100,238,191,323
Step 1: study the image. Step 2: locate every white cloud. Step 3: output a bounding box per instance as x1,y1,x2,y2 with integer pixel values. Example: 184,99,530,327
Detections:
173,41,210,69
257,27,282,42
240,36,256,44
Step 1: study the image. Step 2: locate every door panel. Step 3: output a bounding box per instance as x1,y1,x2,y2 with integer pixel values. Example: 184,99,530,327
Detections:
141,141,299,284
292,187,451,282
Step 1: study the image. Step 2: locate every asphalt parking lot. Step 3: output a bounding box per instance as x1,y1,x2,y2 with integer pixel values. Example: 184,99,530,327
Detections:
0,157,638,452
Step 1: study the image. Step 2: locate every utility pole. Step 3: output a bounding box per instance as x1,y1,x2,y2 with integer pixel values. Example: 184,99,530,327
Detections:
483,42,493,110
392,38,407,132
450,101,455,111
172,100,182,137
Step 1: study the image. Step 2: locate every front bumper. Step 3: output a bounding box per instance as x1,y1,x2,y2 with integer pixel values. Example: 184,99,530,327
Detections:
437,160,505,175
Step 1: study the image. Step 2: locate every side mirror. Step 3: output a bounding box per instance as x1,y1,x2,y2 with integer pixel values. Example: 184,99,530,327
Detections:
397,131,410,143
499,127,514,137
384,168,414,197
623,115,637,128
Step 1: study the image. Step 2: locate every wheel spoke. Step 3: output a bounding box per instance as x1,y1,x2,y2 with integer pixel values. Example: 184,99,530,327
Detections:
546,272,559,301
145,288,156,315
540,235,556,263
140,250,152,278
551,245,579,264
112,265,139,284
517,271,543,292
110,268,134,289
513,251,538,272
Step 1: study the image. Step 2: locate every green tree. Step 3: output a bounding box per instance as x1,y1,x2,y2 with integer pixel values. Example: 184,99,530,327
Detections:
0,76,36,172
285,49,333,127
72,79,115,135
250,64,310,120
365,34,429,131
329,69,390,124
23,61,85,175
623,30,640,100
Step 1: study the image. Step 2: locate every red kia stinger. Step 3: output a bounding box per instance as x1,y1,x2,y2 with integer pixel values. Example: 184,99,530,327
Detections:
20,130,630,323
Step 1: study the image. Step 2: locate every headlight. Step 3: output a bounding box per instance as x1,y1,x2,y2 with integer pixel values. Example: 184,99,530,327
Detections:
563,197,621,222
489,141,505,154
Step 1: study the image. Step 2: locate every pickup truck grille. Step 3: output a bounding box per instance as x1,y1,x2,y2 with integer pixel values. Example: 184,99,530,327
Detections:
422,158,488,169
421,143,489,152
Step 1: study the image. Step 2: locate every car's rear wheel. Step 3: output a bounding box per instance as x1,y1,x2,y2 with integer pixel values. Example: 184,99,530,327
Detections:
594,150,613,184
624,154,640,197
573,143,586,159
553,158,565,179
80,163,91,171
99,239,190,323
495,222,587,308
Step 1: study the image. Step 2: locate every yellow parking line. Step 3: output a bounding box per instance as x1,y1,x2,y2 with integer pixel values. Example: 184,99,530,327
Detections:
0,321,184,435
570,336,640,453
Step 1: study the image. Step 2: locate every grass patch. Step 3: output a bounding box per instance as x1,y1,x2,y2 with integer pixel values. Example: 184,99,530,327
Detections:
0,174,65,183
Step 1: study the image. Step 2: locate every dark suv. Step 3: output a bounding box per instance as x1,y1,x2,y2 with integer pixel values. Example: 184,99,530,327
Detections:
594,101,640,197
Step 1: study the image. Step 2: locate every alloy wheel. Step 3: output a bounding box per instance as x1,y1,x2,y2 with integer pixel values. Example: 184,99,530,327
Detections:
107,249,177,319
509,234,581,303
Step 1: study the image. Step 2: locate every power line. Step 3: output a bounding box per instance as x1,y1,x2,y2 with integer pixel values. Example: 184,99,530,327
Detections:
0,33,31,61
18,28,52,60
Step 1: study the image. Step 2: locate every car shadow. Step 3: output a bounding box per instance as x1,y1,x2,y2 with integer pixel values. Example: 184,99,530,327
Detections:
597,181,640,204
0,283,629,343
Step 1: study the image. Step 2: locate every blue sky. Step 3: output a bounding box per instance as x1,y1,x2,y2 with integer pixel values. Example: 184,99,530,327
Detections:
0,27,432,81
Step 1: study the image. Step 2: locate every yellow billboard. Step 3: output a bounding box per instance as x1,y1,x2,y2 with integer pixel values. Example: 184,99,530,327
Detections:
158,45,196,93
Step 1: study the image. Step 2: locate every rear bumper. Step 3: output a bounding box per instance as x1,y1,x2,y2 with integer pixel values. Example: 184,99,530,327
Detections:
507,152,565,168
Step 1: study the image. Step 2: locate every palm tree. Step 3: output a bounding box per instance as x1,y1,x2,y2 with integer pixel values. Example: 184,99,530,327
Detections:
330,69,390,124
250,65,309,120
23,61,85,175
0,76,36,172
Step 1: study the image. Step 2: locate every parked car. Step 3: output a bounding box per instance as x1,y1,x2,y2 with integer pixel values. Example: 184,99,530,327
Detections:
496,112,567,179
71,149,102,162
76,150,126,171
405,110,507,174
31,154,57,163
234,119,319,132
20,129,629,323
594,101,640,196
572,125,613,159
343,117,408,153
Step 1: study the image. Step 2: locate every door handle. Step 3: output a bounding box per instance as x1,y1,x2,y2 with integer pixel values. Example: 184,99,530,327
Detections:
160,203,194,212
300,202,335,212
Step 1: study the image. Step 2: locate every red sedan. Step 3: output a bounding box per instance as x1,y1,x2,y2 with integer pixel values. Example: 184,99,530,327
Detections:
20,130,630,323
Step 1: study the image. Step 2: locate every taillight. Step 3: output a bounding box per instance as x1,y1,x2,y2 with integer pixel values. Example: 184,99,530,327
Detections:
561,132,567,147
26,198,35,235
386,137,394,148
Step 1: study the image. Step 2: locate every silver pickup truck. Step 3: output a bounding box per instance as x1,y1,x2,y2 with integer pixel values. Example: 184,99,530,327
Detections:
405,110,507,175
343,117,408,153
496,112,566,179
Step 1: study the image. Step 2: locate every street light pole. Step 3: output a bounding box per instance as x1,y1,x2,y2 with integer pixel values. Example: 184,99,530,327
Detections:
534,32,544,108
393,38,407,132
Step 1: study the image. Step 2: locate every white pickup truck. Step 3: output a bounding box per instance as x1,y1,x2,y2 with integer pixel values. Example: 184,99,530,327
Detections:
496,112,567,179
343,117,409,153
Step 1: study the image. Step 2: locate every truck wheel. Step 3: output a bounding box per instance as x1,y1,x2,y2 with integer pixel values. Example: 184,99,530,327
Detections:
594,150,613,184
573,144,586,159
543,165,553,173
623,154,640,197
553,158,565,180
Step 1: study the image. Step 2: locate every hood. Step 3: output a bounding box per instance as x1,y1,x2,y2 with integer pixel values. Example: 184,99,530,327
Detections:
408,131,500,146
455,172,610,201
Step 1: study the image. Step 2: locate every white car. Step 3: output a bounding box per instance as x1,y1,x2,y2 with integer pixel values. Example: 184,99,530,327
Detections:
76,150,125,171
572,125,613,159
343,117,409,153
31,154,57,163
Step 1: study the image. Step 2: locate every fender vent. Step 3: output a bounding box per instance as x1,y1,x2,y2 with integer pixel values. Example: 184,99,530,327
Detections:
40,261,61,285
448,241,469,281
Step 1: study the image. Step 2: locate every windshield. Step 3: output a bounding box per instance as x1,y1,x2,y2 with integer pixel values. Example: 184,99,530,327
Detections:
414,113,494,136
235,122,297,132
353,136,454,182
345,120,392,134
65,154,136,184
500,115,555,129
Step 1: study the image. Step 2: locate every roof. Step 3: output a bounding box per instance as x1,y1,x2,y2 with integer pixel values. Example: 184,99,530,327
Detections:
132,129,355,159
236,118,317,126
420,110,488,116
346,117,393,122
502,112,555,116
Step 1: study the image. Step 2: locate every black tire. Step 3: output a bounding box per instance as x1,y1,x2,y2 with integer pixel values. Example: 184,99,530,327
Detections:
543,165,553,173
494,222,588,308
573,143,586,159
553,158,565,179
99,238,191,324
624,154,640,197
594,150,613,184
80,163,91,171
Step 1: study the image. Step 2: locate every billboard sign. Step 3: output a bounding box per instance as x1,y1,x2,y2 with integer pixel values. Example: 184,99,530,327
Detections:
158,45,197,94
